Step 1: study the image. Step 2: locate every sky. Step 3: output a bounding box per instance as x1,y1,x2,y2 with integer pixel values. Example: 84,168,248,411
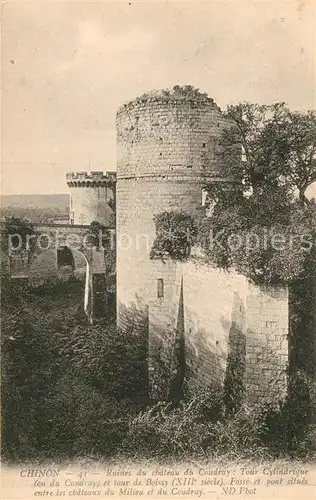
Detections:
1,0,315,195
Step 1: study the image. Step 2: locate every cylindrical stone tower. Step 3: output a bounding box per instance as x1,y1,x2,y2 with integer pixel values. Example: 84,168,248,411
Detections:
66,171,116,226
116,88,234,330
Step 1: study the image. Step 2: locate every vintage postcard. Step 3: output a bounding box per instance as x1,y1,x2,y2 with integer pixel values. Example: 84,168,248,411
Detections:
1,1,315,499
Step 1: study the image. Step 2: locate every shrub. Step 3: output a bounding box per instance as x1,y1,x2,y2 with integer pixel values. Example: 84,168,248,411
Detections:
55,322,148,399
1,279,148,461
123,396,217,460
2,278,315,463
150,212,197,261
122,393,274,462
40,375,133,458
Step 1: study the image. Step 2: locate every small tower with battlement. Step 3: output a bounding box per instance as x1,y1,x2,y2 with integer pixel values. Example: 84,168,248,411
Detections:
66,171,116,226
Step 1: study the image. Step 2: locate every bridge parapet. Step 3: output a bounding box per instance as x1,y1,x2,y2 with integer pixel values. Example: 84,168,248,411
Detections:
1,222,115,248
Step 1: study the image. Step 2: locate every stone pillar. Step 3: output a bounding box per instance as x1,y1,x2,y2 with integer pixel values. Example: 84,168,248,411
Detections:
83,248,107,325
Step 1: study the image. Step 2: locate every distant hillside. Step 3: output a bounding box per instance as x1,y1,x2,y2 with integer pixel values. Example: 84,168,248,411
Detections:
0,194,69,222
1,194,69,210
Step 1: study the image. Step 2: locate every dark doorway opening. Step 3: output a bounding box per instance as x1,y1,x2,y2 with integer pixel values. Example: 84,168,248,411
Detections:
57,246,75,269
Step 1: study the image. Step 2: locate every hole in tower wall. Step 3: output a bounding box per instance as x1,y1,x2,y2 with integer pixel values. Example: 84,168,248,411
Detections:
57,246,75,269
157,279,164,298
169,164,183,171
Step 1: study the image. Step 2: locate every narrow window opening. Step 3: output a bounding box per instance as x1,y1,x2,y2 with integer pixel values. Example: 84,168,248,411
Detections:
157,278,164,298
202,143,206,148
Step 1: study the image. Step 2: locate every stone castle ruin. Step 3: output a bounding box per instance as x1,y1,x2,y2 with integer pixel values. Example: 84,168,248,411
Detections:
2,87,315,407
116,88,291,406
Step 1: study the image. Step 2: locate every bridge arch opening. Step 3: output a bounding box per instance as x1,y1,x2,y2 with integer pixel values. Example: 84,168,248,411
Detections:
57,246,75,270
28,247,87,284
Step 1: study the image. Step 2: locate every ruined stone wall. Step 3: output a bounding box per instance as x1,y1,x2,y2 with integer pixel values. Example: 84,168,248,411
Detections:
182,263,249,390
147,260,182,363
116,92,232,331
245,288,289,404
148,260,289,406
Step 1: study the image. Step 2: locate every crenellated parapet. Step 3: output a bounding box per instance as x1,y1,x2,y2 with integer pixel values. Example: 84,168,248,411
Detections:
66,171,116,187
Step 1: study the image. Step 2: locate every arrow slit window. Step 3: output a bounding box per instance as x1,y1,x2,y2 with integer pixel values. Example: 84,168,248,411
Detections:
157,279,164,298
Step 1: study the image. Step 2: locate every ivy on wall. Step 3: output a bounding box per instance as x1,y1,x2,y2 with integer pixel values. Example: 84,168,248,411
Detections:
150,211,197,262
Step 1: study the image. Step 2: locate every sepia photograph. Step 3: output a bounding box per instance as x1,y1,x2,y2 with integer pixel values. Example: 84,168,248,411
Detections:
1,1,315,498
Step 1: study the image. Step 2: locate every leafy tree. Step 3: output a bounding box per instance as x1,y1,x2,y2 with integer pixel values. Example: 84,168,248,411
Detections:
86,221,114,250
217,103,316,202
86,221,115,274
5,216,37,254
199,102,316,286
275,109,316,203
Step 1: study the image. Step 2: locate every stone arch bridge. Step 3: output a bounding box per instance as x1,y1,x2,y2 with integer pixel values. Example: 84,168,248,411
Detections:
0,222,115,324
